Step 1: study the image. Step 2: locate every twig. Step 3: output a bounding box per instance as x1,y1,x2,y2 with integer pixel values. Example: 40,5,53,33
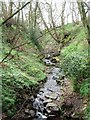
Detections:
11,100,27,120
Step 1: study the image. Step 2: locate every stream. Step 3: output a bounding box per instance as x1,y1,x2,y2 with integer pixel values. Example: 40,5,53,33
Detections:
10,58,83,120
30,58,65,120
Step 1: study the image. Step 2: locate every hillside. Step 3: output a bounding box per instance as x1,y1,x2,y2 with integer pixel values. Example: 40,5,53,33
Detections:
1,19,89,120
0,21,46,118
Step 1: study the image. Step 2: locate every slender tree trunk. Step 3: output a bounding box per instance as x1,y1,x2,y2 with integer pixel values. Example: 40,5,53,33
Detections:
34,1,38,28
2,2,8,19
49,3,59,40
22,2,24,24
9,0,13,16
61,1,66,33
71,2,75,24
29,2,31,24
17,2,20,23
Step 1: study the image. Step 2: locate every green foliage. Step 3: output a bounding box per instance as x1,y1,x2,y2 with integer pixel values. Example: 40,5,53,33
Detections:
1,52,46,117
85,102,90,120
1,24,46,118
62,52,88,77
60,23,89,120
21,25,42,51
2,86,16,117
80,79,90,97
61,24,88,91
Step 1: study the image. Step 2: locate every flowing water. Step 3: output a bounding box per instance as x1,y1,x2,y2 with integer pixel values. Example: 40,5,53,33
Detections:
32,66,63,120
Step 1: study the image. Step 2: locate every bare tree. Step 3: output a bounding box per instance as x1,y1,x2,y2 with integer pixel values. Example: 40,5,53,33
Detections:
77,1,90,75
60,0,66,30
70,2,75,24
70,2,79,24
77,1,90,44
46,2,60,40
17,2,21,23
9,0,13,16
21,2,25,24
37,3,59,42
1,1,30,26
1,2,8,19
34,1,38,28
29,1,32,24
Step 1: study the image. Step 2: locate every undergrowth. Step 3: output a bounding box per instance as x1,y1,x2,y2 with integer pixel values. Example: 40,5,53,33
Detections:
60,23,90,119
1,24,46,117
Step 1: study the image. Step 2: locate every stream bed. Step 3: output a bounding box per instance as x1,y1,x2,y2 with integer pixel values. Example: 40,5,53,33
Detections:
30,66,65,120
11,59,83,120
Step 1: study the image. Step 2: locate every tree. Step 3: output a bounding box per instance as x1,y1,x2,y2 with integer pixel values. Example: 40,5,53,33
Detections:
21,2,24,24
8,0,13,16
37,3,59,42
70,2,75,24
77,1,90,85
60,0,66,31
77,1,90,44
47,2,60,40
1,1,30,26
17,2,21,23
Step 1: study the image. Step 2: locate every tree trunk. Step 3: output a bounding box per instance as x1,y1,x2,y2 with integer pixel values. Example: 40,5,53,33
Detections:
17,2,20,23
9,0,13,16
61,1,66,33
22,2,24,24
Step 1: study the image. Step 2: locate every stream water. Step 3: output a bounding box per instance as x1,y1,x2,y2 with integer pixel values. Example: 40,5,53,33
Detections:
32,66,63,120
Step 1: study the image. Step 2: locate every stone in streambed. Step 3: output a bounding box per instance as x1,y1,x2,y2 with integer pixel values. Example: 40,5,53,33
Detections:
46,103,57,107
40,88,44,92
45,93,58,100
29,110,35,117
25,109,30,114
43,99,53,104
46,102,59,113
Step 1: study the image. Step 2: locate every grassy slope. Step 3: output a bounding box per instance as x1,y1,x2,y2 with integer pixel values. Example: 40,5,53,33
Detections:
60,23,90,119
0,23,46,117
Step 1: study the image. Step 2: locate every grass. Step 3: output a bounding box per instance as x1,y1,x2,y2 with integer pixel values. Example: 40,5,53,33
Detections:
60,23,89,119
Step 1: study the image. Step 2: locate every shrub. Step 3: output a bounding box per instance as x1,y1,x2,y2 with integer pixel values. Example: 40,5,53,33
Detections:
80,78,90,97
84,102,90,120
61,40,88,91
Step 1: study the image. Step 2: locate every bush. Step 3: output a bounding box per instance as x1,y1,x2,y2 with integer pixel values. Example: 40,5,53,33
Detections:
61,51,88,90
60,33,88,91
80,78,90,97
85,103,90,120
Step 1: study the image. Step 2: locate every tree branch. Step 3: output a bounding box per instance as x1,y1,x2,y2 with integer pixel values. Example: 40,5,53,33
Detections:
1,1,30,26
0,29,53,63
